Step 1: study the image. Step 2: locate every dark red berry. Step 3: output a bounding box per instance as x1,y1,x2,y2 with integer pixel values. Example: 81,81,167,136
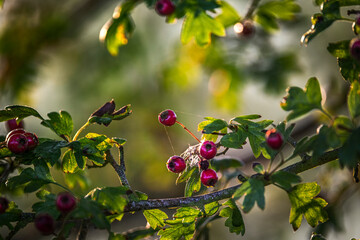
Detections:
234,20,255,38
0,197,9,213
158,109,177,126
350,38,360,61
5,118,24,132
155,0,175,16
24,132,39,151
198,160,209,171
166,156,186,173
56,192,76,214
265,129,283,150
200,169,218,187
5,128,26,142
6,133,28,154
35,213,55,235
199,141,217,160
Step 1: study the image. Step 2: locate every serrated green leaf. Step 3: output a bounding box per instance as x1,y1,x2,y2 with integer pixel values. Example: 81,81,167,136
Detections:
254,10,279,32
339,127,360,168
176,166,196,184
90,186,128,215
333,115,354,143
301,15,334,45
158,222,195,240
220,131,246,149
41,111,73,139
135,190,148,200
232,114,262,121
204,201,219,216
181,11,225,47
62,149,78,173
202,119,228,133
143,209,168,229
281,77,323,121
0,105,43,122
172,207,201,223
337,57,360,83
233,178,265,213
6,168,35,189
34,139,68,166
112,137,127,146
288,182,328,231
270,171,301,190
348,81,360,119
184,167,201,197
215,1,240,28
220,199,245,235
257,0,301,21
327,40,351,58
0,211,22,229
211,158,243,171
252,163,264,174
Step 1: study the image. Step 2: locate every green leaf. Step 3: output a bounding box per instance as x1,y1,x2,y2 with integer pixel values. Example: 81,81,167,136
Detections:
202,119,228,133
310,233,327,240
135,190,148,200
219,199,245,235
72,198,110,230
232,114,262,121
281,77,323,121
0,105,43,122
339,127,360,168
204,201,219,216
333,115,354,143
6,168,36,189
252,163,264,174
288,182,328,231
220,131,246,149
337,57,360,83
176,166,196,184
89,186,129,214
143,209,168,229
215,1,240,28
254,10,279,32
184,167,201,197
233,178,265,213
348,81,360,119
232,119,273,158
64,171,90,191
181,11,225,47
211,158,243,171
158,221,196,240
301,15,334,45
62,149,78,173
257,0,301,20
101,2,136,56
41,111,73,139
32,193,60,219
327,40,351,58
270,171,301,191
34,139,68,166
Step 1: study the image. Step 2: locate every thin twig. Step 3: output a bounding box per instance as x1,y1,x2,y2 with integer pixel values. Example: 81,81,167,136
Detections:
76,219,89,240
244,0,262,19
106,148,130,188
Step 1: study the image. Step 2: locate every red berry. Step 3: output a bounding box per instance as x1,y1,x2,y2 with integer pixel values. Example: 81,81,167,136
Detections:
166,156,186,173
5,128,26,142
5,118,24,132
265,129,283,150
0,197,9,213
234,20,255,38
158,109,177,126
6,133,28,154
56,192,77,214
35,213,55,235
350,38,360,61
198,160,209,171
155,0,175,16
199,141,217,160
200,169,218,187
24,132,39,151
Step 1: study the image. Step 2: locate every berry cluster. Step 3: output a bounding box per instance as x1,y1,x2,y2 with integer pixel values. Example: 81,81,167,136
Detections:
35,192,77,235
5,128,38,154
159,109,219,187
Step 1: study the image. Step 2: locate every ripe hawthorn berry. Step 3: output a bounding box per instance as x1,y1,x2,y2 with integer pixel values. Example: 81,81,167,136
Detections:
34,213,55,235
350,38,360,61
199,141,217,160
0,197,9,214
158,109,177,126
7,133,28,154
56,192,77,214
265,129,283,150
167,156,186,173
353,16,360,35
24,132,39,151
198,160,209,171
155,0,175,16
200,169,218,187
5,118,24,132
5,128,26,142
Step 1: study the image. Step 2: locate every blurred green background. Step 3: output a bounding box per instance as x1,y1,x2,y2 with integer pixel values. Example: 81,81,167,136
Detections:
0,0,359,239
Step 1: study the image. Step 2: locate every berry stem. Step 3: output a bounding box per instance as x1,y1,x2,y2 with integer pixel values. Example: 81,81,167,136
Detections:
244,0,261,19
73,121,91,141
176,121,201,143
